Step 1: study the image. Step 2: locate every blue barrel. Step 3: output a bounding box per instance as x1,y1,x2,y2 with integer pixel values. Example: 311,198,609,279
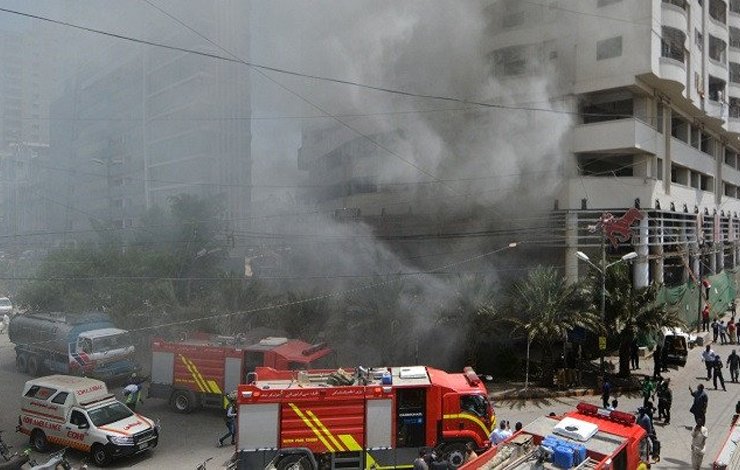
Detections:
553,446,574,469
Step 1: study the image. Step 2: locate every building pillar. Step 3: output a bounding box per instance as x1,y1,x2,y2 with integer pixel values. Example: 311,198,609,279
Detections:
565,212,579,284
634,214,650,288
651,212,664,285
663,99,672,196
687,219,698,283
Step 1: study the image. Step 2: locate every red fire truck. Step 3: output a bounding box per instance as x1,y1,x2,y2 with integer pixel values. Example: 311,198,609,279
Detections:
235,365,495,469
460,403,650,470
148,334,335,413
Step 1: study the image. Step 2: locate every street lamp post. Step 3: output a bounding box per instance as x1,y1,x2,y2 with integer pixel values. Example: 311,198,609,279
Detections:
576,250,638,369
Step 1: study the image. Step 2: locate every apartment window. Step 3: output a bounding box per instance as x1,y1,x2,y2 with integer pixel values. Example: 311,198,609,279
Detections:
492,46,527,77
662,27,686,62
672,113,689,142
701,132,712,154
731,62,740,82
708,75,726,101
691,126,701,149
657,157,664,180
731,97,740,117
663,0,688,9
581,92,633,124
691,171,701,188
597,36,623,60
731,28,740,49
709,0,728,23
709,35,727,62
701,175,714,191
577,154,634,176
725,149,737,167
656,102,665,132
671,164,690,185
732,0,740,14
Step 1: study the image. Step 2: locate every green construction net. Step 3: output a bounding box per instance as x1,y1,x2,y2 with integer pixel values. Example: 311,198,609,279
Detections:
657,269,738,327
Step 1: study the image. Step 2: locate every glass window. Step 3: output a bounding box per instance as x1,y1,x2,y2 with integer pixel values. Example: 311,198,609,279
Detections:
70,410,88,427
25,386,57,400
87,402,133,427
597,36,623,60
460,395,490,417
51,392,69,405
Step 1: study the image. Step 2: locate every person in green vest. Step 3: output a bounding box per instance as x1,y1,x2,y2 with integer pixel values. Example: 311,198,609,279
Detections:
123,373,144,411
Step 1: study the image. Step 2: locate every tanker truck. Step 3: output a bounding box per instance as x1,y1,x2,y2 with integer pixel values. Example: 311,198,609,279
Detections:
8,311,139,381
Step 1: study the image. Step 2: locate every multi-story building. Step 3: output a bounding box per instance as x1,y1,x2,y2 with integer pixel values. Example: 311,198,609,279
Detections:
296,0,740,315
44,2,251,241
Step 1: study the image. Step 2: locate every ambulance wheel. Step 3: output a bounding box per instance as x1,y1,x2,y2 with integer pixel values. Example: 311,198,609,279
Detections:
171,390,197,413
27,355,41,376
442,442,469,469
92,443,111,466
15,353,27,373
30,430,48,452
277,455,313,470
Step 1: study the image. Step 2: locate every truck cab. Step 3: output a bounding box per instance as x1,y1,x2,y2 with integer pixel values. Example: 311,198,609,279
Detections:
17,375,159,467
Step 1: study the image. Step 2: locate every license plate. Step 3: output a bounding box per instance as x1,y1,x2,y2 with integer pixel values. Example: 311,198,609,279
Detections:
138,443,149,450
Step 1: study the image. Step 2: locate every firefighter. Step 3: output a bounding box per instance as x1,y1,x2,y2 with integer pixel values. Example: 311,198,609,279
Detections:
218,393,237,447
412,450,429,470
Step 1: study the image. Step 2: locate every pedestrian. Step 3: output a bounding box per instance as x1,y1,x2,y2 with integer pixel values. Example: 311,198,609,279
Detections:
413,450,429,470
729,318,737,345
653,344,663,379
489,421,512,445
641,377,656,409
690,423,708,470
601,375,611,409
689,384,708,426
713,355,727,391
464,442,478,463
607,399,618,411
720,320,728,345
702,345,716,381
728,349,740,382
712,318,720,343
630,338,640,370
218,394,237,447
702,304,711,332
514,422,523,432
657,379,672,424
636,407,653,436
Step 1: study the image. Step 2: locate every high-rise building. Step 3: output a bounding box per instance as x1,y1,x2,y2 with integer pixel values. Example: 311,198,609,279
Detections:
297,0,740,299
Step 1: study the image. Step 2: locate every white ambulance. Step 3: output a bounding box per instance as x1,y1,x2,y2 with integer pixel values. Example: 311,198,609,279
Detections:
17,375,159,466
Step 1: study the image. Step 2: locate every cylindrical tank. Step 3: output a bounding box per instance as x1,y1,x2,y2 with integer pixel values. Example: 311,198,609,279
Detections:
9,311,115,353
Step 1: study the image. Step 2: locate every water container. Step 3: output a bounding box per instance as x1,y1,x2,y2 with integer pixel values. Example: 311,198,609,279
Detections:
553,446,574,469
381,371,392,384
569,443,586,464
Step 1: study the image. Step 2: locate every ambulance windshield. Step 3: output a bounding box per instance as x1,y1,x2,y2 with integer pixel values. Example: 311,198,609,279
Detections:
88,401,134,426
92,333,129,353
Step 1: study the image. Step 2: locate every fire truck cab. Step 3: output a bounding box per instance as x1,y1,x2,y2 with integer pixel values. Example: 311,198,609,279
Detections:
236,365,494,470
460,403,650,470
149,334,335,413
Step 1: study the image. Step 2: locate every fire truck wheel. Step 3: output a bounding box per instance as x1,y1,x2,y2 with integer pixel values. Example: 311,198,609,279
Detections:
442,442,469,469
92,443,111,466
171,390,197,413
27,355,40,376
276,455,313,470
15,353,27,373
30,430,48,452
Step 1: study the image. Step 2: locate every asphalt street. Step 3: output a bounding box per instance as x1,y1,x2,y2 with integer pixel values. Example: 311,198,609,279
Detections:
493,335,740,469
0,333,235,469
2,329,739,469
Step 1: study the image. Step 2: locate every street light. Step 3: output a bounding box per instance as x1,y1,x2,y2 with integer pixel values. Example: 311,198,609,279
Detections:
576,250,638,369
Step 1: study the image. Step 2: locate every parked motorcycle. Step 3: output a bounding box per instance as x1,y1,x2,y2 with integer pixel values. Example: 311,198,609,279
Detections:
0,431,29,470
25,447,73,470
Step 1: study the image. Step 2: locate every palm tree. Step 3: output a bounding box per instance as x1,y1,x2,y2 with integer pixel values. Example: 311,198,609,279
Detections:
482,265,601,387
595,264,686,377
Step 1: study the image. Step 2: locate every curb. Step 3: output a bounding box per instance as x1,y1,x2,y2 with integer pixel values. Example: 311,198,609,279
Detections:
489,384,641,401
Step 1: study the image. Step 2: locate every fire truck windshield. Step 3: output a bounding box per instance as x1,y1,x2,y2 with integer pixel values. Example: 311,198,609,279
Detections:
88,401,134,426
461,394,489,417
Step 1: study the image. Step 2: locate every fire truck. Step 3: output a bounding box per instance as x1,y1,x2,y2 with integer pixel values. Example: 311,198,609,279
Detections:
712,411,740,469
459,403,650,470
235,365,495,470
148,334,335,413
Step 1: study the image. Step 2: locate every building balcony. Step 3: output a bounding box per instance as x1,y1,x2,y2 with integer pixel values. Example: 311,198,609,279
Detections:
704,98,727,121
730,48,740,64
730,82,740,97
563,176,659,210
658,57,687,91
709,18,729,44
572,118,659,154
671,139,718,175
708,58,729,81
661,0,689,32
729,116,740,134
